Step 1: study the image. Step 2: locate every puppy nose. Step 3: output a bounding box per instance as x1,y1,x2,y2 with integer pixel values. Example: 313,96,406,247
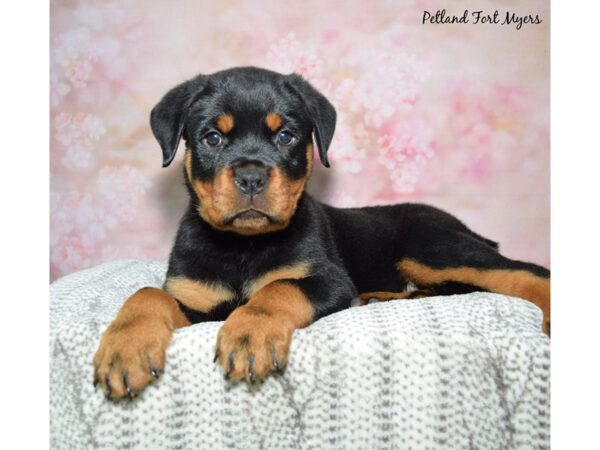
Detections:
232,163,269,196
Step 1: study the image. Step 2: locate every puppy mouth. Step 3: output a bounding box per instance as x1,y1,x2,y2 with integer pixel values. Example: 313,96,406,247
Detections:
223,208,280,226
232,209,269,221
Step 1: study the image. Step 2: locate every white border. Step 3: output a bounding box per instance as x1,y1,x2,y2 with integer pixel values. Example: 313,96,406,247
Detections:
552,0,600,447
0,3,49,449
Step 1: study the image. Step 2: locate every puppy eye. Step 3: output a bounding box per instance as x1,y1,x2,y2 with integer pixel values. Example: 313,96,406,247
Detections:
276,130,296,146
204,132,223,147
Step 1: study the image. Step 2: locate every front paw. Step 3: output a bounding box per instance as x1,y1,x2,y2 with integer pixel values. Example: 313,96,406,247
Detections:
93,316,173,400
215,305,294,382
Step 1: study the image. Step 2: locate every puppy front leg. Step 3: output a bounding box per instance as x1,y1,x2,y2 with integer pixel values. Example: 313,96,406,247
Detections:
215,270,356,382
215,280,313,383
93,287,190,399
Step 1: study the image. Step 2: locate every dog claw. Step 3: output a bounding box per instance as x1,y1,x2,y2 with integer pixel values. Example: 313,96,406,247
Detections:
123,373,133,399
225,352,235,379
147,356,161,379
272,351,283,372
248,355,255,383
213,350,220,363
105,375,112,399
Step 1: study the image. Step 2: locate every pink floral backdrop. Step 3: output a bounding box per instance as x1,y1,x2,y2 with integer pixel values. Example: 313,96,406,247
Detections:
50,0,550,281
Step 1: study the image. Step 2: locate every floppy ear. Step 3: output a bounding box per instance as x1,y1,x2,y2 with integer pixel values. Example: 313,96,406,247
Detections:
285,74,336,168
150,74,207,167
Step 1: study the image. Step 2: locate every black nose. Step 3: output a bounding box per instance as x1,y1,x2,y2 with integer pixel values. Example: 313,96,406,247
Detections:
232,163,269,196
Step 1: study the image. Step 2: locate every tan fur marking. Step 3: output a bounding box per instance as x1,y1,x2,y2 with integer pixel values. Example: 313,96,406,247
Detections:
109,287,190,331
92,287,190,398
187,165,238,228
216,113,234,134
358,291,416,301
265,112,282,132
357,289,433,306
164,277,235,312
305,143,314,178
184,149,193,182
244,262,311,298
248,281,314,327
262,166,308,229
396,258,550,332
216,281,314,381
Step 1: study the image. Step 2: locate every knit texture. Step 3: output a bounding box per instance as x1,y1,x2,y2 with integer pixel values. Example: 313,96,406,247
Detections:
50,260,550,450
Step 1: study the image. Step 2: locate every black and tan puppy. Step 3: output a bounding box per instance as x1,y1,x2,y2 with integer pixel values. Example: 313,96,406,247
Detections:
93,67,550,399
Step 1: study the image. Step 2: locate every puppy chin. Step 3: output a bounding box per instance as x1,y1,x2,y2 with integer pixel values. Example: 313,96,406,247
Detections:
225,211,289,235
231,216,270,231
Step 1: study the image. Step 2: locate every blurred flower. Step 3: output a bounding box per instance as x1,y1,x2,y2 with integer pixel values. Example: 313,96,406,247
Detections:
97,165,152,223
377,125,435,193
339,50,429,128
50,165,151,276
327,113,366,173
266,33,324,78
60,145,95,170
325,190,361,208
52,112,106,170
459,154,492,183
50,75,71,108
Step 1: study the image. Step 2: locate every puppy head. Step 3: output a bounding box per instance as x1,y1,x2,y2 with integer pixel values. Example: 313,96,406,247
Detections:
150,67,336,235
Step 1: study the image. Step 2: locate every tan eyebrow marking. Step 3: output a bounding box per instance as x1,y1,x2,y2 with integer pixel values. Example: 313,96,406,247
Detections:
265,112,282,132
216,113,234,134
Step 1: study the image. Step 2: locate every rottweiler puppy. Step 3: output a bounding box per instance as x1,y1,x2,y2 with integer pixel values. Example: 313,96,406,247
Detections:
93,67,550,399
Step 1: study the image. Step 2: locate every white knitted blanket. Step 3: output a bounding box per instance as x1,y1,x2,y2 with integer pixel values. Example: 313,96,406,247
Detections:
50,260,550,450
